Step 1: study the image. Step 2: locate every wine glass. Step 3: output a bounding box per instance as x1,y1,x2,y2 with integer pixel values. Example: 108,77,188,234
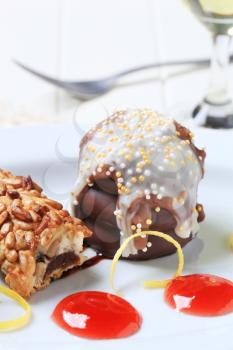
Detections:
183,0,233,128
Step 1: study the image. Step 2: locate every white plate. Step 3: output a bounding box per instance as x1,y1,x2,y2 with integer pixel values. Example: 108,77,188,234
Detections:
0,122,233,350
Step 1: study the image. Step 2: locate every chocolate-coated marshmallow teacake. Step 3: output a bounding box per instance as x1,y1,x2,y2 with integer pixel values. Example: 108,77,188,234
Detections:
72,108,205,260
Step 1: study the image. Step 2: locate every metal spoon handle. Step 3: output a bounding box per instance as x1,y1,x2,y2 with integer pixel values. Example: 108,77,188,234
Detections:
116,54,233,78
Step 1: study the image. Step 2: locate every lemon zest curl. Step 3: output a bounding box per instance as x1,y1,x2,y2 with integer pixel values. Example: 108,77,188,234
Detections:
110,231,184,294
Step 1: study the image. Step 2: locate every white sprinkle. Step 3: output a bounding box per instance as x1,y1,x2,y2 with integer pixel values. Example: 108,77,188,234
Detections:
151,183,157,190
142,247,148,253
144,169,151,177
141,234,146,238
114,209,122,216
136,168,142,174
158,165,164,171
137,223,142,229
126,181,132,188
136,228,142,233
92,171,96,176
157,194,163,200
146,194,151,200
120,163,126,169
170,153,175,159
97,167,102,173
160,186,165,192
135,151,140,158
147,242,152,248
118,177,124,183
109,166,115,172
73,199,78,205
127,169,133,175
120,231,124,236
106,171,110,176
144,189,150,195
152,190,158,195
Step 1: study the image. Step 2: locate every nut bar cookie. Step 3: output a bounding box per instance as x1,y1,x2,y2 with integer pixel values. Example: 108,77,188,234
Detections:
0,169,91,298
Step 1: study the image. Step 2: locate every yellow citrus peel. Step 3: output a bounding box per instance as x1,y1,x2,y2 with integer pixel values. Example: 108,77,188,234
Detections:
110,231,184,294
229,233,233,249
0,285,31,331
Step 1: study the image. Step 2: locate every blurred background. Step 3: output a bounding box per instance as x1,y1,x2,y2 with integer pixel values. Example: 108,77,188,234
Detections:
1,0,233,127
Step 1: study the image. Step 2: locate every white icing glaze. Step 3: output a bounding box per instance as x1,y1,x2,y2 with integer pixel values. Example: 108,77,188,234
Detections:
72,108,203,257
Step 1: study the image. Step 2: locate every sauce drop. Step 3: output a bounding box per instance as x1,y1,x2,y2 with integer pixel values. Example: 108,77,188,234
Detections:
52,291,141,339
165,274,233,316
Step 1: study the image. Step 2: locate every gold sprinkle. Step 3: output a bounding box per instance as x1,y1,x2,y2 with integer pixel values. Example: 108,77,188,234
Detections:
126,142,133,148
88,145,96,152
121,185,126,191
96,153,106,159
118,149,125,156
139,175,145,182
109,137,119,142
155,207,160,213
131,177,137,184
124,154,132,161
116,171,122,178
145,159,152,165
136,162,144,169
118,150,125,156
146,219,152,225
131,225,136,231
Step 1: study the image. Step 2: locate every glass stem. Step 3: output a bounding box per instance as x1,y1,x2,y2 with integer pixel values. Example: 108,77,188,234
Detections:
205,34,231,105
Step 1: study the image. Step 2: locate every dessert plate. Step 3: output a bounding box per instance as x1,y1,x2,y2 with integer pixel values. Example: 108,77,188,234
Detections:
0,122,233,350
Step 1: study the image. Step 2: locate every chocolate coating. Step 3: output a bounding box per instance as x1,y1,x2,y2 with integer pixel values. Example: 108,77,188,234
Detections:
74,175,204,260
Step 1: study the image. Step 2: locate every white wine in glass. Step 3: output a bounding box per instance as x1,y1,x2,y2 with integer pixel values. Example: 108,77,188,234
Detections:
183,0,233,128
